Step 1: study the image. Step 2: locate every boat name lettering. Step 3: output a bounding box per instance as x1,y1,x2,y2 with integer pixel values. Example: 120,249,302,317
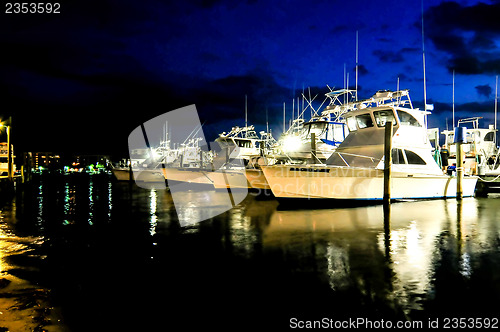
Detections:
290,167,330,173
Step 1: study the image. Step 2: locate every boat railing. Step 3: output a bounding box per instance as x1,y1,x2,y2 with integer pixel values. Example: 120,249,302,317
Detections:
334,152,382,167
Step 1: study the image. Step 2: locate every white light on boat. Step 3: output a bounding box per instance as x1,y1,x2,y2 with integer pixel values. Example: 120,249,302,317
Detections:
282,135,302,152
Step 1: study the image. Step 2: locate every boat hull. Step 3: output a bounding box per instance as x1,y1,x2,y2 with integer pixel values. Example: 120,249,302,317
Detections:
205,169,250,189
244,168,270,189
134,169,165,183
163,167,214,185
262,165,478,200
111,168,132,181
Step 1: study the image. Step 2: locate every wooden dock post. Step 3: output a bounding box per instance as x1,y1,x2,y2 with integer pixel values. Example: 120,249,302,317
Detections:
310,133,317,164
454,126,465,200
456,142,463,200
383,121,393,203
7,117,12,183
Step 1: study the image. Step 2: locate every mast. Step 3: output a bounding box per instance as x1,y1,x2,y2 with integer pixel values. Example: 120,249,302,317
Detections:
266,107,269,135
283,102,286,133
421,0,427,113
245,94,248,138
397,77,400,104
453,70,455,128
355,30,359,101
495,75,498,145
343,63,347,105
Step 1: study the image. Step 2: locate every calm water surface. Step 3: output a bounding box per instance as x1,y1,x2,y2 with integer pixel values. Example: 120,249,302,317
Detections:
1,174,499,330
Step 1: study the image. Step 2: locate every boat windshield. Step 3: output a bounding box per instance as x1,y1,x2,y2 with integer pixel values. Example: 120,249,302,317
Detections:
216,138,237,148
397,110,421,127
373,110,396,127
305,122,327,137
485,132,495,142
356,113,374,129
347,117,357,131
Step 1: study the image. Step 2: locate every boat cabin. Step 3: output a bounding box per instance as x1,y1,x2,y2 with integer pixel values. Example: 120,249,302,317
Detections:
326,106,442,174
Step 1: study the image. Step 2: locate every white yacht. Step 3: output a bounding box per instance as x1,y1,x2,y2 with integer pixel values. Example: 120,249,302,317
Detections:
261,90,478,201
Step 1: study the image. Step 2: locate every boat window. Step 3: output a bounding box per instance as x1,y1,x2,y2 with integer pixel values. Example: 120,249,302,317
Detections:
217,138,236,148
356,113,374,129
373,110,396,127
329,123,347,142
307,122,327,137
347,117,358,131
404,150,426,165
397,110,421,127
392,148,405,164
235,139,253,148
484,132,495,142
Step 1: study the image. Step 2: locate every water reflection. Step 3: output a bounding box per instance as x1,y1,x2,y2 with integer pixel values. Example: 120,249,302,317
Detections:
2,175,499,329
149,189,157,236
262,198,500,317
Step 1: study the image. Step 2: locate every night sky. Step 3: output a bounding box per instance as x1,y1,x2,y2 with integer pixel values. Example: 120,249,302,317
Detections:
2,0,500,157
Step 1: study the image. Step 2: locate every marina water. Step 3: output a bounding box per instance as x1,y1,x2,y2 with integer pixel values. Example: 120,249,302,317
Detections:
0,174,499,330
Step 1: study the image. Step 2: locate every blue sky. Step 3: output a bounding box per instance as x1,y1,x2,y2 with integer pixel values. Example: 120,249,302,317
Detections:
2,0,500,154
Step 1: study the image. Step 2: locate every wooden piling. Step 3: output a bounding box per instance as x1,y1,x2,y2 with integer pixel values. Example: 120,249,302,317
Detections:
310,133,317,164
7,118,12,183
383,121,393,203
456,142,463,200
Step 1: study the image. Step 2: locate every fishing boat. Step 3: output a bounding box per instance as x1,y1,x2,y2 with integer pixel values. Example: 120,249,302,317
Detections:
205,125,276,189
272,88,354,164
112,122,182,183
261,89,478,201
163,137,214,185
441,117,498,176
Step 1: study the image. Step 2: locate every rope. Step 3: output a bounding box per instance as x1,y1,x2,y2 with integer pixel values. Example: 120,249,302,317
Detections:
478,174,500,182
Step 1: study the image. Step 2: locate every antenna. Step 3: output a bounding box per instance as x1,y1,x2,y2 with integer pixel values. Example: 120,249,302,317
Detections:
343,63,347,105
245,94,248,138
266,107,269,135
308,87,312,118
495,75,498,145
421,0,427,112
302,85,305,120
355,30,359,101
283,102,286,133
453,70,455,128
397,76,400,104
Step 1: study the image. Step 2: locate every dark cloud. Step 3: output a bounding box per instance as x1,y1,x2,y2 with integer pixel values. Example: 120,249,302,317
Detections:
425,1,500,74
356,64,369,76
373,50,404,63
475,84,493,98
373,48,419,64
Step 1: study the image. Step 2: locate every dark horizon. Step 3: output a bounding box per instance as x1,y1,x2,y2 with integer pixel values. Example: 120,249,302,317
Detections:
3,0,500,157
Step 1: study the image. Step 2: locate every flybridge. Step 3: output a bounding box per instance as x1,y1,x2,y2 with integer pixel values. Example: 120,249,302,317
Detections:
322,89,415,121
219,125,260,139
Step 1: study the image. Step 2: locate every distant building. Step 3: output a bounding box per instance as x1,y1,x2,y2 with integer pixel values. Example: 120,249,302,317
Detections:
32,152,61,169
